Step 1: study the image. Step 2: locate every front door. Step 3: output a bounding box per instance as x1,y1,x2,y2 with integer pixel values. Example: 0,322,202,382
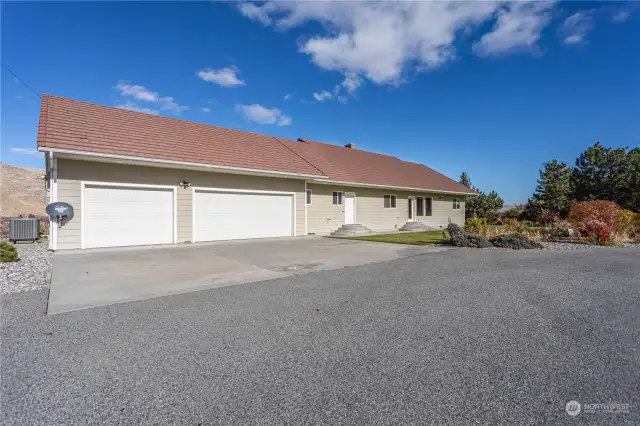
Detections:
344,192,356,224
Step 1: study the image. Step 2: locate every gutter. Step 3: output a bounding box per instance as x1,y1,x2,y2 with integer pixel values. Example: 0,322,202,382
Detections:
309,178,477,196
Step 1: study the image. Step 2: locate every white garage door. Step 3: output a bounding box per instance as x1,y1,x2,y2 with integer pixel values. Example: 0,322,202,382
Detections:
83,185,174,249
194,190,293,242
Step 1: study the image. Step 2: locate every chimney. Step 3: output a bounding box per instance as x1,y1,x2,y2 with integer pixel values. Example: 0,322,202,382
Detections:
344,143,355,149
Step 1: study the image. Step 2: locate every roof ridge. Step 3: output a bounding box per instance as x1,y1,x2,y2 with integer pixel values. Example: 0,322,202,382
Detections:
271,137,327,177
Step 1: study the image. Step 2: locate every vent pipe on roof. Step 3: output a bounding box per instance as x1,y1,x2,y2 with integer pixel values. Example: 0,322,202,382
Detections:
344,143,355,149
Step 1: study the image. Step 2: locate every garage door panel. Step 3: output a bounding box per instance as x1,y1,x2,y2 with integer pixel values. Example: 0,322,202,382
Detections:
195,191,293,242
84,185,174,249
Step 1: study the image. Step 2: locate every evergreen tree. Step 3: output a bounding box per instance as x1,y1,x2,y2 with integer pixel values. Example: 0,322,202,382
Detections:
531,160,573,217
459,172,472,189
572,142,629,205
461,173,504,221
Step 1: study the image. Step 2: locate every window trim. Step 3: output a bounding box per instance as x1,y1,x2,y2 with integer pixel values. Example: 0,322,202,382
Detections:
333,191,343,205
306,189,312,205
384,194,397,209
453,198,461,210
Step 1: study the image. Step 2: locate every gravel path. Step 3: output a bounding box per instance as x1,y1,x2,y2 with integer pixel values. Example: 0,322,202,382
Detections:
542,241,640,250
0,242,52,295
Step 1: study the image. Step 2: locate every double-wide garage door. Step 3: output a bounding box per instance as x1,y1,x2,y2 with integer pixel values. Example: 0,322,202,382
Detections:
82,185,294,248
194,190,294,242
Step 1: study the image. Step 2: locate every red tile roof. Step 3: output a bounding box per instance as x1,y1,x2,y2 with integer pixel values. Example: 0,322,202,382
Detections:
37,95,475,194
282,138,476,194
36,95,324,177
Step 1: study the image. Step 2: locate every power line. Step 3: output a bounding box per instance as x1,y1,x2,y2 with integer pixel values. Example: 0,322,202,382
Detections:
1,62,41,99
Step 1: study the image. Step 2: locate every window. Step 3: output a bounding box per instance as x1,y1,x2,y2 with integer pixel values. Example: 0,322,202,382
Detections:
453,198,461,210
306,189,312,205
333,191,343,205
417,198,424,216
384,194,397,208
425,197,432,216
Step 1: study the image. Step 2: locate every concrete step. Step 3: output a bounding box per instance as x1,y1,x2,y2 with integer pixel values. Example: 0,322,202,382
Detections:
331,223,372,236
399,222,428,231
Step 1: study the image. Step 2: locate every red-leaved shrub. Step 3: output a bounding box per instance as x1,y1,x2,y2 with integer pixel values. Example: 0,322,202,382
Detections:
568,201,621,242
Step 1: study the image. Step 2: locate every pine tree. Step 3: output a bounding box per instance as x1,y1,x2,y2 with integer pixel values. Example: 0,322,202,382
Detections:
572,142,629,205
531,160,573,217
459,172,472,189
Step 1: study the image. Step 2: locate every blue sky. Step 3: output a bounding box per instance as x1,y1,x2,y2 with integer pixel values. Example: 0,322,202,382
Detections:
1,1,638,204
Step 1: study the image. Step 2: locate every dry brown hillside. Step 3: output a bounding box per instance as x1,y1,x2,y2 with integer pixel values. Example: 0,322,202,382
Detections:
0,163,48,217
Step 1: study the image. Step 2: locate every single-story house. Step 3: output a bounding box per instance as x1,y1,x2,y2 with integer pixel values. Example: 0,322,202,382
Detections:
37,95,476,250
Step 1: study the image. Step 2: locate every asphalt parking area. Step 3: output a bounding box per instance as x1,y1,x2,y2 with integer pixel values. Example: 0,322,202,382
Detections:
2,247,639,424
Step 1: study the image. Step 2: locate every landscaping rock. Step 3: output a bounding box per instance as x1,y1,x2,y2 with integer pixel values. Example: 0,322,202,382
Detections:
0,242,51,294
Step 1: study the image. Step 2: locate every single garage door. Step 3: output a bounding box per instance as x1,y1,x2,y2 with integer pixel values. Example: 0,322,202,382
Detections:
83,184,174,249
194,190,293,242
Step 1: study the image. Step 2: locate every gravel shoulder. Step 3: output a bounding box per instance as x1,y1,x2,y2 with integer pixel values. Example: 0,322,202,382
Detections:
2,247,639,424
0,242,52,295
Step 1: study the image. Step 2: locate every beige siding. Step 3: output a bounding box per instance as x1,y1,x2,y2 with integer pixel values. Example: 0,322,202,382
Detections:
55,159,306,249
413,195,465,229
307,184,465,234
305,184,352,234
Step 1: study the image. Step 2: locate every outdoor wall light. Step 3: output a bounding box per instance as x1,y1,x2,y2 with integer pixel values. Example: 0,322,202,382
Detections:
179,181,191,188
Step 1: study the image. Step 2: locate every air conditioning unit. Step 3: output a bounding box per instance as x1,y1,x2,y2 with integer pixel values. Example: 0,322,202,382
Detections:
8,218,40,243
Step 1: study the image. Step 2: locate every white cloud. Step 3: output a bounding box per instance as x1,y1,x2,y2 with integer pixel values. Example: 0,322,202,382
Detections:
114,82,188,114
341,73,363,95
284,94,291,100
611,10,630,23
473,1,555,56
201,107,211,113
313,90,334,102
115,101,159,115
559,11,594,45
238,1,557,87
235,104,292,126
10,147,42,157
197,66,245,87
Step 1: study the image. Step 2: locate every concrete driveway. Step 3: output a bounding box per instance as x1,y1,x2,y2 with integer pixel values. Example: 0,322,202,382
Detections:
49,236,451,314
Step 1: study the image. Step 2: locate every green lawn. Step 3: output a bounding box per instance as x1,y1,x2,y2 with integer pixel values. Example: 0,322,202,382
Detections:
333,230,449,245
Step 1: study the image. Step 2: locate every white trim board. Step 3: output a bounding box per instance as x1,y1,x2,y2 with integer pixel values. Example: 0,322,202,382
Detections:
80,181,178,249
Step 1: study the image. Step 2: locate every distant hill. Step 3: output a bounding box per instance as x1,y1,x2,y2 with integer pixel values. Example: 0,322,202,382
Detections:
0,163,48,217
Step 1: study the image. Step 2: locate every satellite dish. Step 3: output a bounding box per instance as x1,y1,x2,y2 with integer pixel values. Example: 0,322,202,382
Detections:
46,202,74,223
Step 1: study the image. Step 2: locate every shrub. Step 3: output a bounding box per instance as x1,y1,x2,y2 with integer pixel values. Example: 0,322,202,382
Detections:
489,234,543,249
0,240,18,262
450,232,493,248
537,209,561,226
466,217,488,236
579,219,614,243
569,201,621,230
446,223,462,238
539,220,576,241
503,220,539,238
568,201,621,243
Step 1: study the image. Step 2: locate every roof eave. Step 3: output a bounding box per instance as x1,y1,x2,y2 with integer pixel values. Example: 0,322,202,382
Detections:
310,178,477,196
